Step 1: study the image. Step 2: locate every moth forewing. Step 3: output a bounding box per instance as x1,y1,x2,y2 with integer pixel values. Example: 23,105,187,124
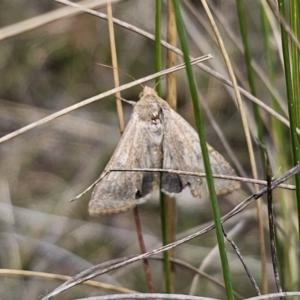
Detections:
207,144,241,194
89,88,165,216
162,108,205,197
89,114,142,216
162,107,240,197
89,86,240,216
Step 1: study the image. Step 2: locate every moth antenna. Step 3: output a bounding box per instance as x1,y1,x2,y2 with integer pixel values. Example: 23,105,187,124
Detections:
273,166,282,180
138,78,164,99
119,97,136,106
96,63,144,89
153,79,162,90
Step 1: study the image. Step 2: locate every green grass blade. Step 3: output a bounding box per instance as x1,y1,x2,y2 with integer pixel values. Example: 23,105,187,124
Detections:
236,0,269,291
277,0,300,287
260,0,288,289
155,0,162,95
236,0,266,166
155,0,172,293
172,1,234,299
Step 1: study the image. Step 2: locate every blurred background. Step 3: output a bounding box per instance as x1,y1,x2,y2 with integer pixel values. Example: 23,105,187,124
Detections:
0,0,297,299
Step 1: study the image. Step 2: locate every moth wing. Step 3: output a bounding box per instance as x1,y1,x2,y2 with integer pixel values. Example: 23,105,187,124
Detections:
162,109,240,198
89,113,158,216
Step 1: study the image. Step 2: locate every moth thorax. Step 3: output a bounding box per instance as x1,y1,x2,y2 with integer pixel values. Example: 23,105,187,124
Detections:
150,145,163,168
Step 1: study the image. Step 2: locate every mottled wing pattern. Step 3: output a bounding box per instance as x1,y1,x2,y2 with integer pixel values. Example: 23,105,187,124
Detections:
206,143,241,195
89,88,165,216
89,113,155,216
89,86,240,216
162,108,240,198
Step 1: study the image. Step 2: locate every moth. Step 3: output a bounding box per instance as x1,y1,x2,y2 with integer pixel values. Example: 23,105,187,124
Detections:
89,86,240,216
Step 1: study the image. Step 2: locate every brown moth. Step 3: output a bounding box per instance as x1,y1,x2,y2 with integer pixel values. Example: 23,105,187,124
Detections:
89,86,240,216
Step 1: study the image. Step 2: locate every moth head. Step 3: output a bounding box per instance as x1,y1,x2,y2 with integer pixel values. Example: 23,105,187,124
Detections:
140,86,158,98
135,96,164,124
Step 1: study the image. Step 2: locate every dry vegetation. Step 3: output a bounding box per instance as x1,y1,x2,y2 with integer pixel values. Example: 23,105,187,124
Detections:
0,0,299,299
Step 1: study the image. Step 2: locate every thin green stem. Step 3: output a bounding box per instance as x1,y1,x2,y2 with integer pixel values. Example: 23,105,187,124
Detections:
236,0,268,292
172,1,234,299
155,0,162,95
155,0,172,293
290,0,300,133
278,0,300,288
236,0,265,167
260,0,287,289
